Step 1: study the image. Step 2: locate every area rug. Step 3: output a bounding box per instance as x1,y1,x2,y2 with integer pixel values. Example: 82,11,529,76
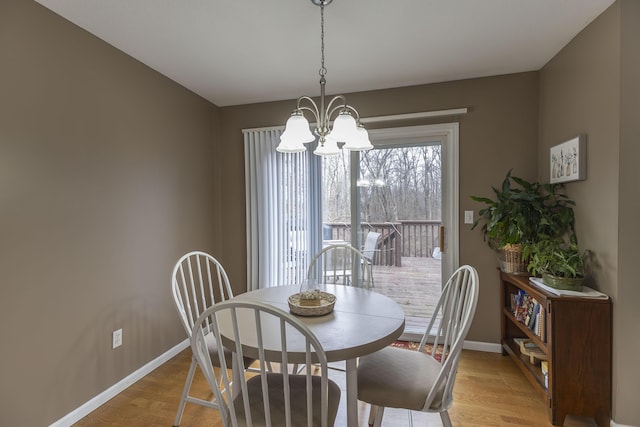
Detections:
391,340,444,361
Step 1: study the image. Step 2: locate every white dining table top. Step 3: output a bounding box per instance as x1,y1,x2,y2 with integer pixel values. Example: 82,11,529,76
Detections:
232,284,406,363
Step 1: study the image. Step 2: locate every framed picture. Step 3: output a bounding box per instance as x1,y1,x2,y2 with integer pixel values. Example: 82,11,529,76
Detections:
550,135,586,183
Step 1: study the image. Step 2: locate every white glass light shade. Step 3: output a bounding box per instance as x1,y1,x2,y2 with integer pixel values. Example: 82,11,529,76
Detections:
313,136,340,156
327,110,358,143
276,135,307,153
343,124,373,151
276,112,315,153
282,112,315,142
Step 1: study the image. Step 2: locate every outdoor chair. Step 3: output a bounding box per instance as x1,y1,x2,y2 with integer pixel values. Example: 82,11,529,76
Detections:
361,231,381,265
307,243,373,289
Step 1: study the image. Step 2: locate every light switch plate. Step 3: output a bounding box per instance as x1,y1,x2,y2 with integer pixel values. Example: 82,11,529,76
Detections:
112,329,122,349
464,210,474,224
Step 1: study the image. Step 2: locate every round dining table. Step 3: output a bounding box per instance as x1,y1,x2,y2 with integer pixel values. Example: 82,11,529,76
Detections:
232,284,405,427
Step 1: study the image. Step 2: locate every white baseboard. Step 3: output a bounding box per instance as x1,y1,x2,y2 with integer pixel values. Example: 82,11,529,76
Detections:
611,422,638,427
463,340,502,353
397,333,503,354
49,339,189,427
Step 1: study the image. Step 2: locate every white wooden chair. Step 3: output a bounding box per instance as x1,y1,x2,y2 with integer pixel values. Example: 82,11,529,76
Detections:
170,251,254,427
191,299,342,427
307,243,373,289
357,265,479,427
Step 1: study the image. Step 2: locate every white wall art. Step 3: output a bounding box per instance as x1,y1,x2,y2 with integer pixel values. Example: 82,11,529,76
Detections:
550,135,586,184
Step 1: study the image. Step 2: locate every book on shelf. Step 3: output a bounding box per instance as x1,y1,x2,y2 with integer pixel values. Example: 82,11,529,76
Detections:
510,290,546,340
536,307,546,341
514,337,547,364
514,290,531,322
528,300,540,329
541,361,549,389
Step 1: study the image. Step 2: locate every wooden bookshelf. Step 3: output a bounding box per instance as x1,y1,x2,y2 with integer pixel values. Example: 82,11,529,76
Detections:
500,272,612,426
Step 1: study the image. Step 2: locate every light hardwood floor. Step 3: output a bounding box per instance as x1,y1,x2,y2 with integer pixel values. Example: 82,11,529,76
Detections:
73,348,598,427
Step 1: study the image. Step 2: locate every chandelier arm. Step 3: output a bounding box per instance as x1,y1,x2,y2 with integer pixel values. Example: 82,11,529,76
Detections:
341,104,362,122
296,96,321,122
298,105,320,122
324,95,350,125
324,94,347,114
326,102,363,123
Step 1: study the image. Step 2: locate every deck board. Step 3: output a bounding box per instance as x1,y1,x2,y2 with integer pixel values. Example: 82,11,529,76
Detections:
372,256,441,334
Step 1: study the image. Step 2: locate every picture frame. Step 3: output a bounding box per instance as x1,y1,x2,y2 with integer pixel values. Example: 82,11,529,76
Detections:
550,134,586,183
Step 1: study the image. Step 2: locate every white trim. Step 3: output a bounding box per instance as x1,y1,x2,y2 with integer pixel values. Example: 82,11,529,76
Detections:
611,422,637,427
367,123,459,283
49,339,189,427
367,122,457,145
360,108,468,124
241,108,468,133
462,340,502,353
242,125,285,133
443,123,460,277
396,337,503,353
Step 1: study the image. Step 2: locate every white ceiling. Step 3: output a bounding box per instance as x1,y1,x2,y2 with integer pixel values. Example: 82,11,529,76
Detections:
35,0,615,107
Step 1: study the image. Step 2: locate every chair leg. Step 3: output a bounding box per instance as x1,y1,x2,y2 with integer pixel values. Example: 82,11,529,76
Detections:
440,410,452,427
173,356,198,427
373,405,385,427
367,405,378,426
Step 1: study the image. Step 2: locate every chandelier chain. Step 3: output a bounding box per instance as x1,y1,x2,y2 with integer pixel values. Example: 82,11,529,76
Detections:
319,1,326,79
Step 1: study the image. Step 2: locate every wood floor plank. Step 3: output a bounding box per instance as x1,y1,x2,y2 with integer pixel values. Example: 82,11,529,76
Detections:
73,348,599,426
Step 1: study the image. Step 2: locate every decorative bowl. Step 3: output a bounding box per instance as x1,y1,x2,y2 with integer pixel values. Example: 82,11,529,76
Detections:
288,291,336,316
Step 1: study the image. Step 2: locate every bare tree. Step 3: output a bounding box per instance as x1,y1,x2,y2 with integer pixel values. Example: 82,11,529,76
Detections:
322,145,442,223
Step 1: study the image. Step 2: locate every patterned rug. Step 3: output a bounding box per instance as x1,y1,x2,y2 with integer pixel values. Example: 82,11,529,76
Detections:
391,340,444,361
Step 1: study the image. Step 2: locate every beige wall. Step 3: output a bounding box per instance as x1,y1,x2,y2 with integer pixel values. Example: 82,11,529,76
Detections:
618,0,640,424
539,1,640,424
0,1,220,425
3,0,637,425
539,3,620,299
219,73,540,345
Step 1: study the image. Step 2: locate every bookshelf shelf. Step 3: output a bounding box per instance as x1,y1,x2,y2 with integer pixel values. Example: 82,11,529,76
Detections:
500,272,612,427
503,338,546,394
502,308,547,351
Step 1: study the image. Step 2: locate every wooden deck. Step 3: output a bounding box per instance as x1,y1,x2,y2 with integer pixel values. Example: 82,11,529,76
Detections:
371,256,442,335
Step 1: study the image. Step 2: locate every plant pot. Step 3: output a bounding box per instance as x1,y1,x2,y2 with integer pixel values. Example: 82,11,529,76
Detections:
498,244,529,275
542,273,584,291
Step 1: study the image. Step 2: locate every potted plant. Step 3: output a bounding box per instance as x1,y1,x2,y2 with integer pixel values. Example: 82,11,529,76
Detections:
471,170,576,275
471,170,542,249
522,237,586,291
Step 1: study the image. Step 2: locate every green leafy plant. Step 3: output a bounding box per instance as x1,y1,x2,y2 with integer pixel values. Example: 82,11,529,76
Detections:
522,237,585,279
470,170,576,250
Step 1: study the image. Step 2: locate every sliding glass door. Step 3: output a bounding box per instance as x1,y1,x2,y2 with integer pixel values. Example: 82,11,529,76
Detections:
245,122,459,329
321,123,459,336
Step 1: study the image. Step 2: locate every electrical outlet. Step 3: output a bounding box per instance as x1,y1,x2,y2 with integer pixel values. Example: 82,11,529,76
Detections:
464,210,474,224
112,329,122,349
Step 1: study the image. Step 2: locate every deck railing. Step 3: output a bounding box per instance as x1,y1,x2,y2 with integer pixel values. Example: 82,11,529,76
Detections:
324,220,441,267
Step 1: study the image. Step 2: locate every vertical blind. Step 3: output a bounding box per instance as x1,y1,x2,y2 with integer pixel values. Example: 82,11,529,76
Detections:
244,128,322,290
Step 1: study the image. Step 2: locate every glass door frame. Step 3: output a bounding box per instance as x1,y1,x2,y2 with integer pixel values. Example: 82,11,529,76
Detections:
348,122,460,285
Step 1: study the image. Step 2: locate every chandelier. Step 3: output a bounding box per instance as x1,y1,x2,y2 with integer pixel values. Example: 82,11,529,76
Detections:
276,0,373,156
